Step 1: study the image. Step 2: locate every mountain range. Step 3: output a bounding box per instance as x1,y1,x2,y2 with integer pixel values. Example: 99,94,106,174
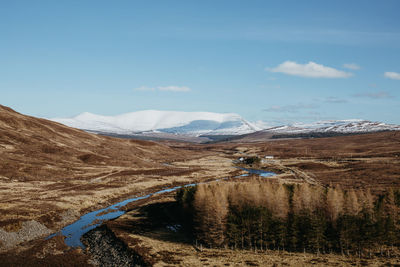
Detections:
263,119,400,134
51,111,400,141
51,110,261,136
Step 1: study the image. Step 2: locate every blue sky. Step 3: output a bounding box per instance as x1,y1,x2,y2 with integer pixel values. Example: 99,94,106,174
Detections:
1,0,399,125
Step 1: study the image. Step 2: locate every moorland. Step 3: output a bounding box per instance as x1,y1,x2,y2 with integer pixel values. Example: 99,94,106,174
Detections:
0,105,399,266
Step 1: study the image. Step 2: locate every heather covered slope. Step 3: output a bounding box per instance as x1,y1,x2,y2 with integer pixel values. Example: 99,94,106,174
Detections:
0,104,181,181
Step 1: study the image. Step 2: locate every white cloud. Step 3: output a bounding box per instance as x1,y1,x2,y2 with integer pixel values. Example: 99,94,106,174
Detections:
343,63,360,70
134,85,191,92
268,61,352,78
384,71,400,80
157,86,191,92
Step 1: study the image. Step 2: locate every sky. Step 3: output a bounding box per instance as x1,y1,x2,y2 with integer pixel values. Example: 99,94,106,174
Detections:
1,0,399,125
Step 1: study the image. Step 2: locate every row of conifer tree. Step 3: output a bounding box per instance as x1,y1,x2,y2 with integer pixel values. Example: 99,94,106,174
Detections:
176,180,400,256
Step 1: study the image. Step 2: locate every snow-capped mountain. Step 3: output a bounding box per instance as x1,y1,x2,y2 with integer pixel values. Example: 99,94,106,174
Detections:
51,112,400,139
51,110,261,136
263,119,400,134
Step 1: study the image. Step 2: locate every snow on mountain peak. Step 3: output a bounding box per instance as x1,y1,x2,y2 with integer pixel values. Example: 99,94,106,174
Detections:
51,110,259,136
51,111,399,138
263,119,400,134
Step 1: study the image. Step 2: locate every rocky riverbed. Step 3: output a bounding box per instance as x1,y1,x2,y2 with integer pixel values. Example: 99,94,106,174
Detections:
82,225,147,267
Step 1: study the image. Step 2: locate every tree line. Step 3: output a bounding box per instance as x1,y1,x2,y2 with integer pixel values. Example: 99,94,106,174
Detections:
176,180,400,256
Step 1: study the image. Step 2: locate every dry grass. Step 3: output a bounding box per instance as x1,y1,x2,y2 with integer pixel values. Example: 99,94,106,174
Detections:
186,131,400,194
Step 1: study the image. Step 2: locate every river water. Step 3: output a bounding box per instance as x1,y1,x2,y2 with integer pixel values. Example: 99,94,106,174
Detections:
47,167,275,248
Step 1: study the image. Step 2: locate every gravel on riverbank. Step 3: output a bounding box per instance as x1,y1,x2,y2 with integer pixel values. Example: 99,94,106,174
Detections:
0,220,51,250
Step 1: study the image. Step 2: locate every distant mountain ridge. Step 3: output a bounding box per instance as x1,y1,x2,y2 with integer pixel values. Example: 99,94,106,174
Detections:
51,110,261,136
263,119,400,134
51,112,400,140
221,119,400,143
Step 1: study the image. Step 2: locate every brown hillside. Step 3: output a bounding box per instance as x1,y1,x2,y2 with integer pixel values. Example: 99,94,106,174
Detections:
0,105,215,245
0,104,183,181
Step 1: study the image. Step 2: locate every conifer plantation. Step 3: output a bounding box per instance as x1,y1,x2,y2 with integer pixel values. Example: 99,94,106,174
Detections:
176,180,400,257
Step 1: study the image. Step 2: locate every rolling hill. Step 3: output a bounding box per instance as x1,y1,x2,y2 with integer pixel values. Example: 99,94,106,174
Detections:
0,105,184,181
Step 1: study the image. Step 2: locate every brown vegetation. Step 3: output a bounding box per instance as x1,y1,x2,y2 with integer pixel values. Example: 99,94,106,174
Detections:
179,180,400,257
108,195,400,266
189,131,400,193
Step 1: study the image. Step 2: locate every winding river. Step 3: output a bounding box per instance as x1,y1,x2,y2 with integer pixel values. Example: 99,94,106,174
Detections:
47,167,275,248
